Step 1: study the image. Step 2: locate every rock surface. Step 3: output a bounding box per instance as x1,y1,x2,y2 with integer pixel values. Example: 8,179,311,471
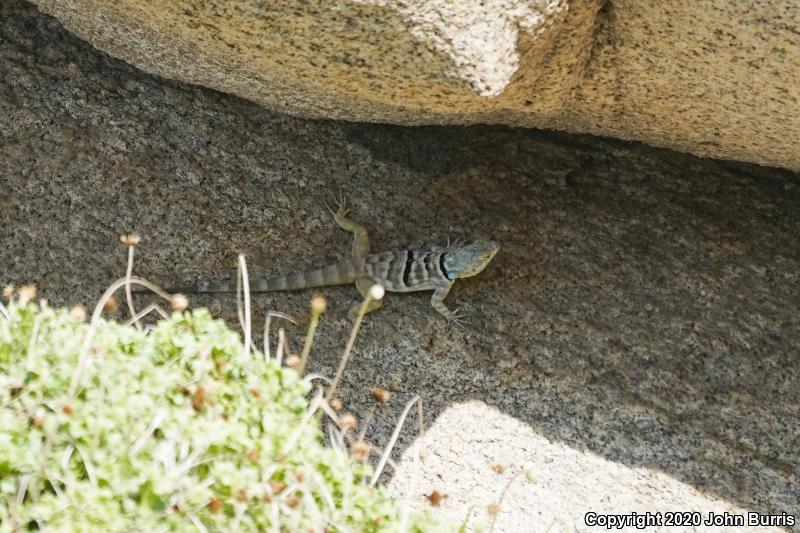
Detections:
388,401,789,532
29,0,800,171
2,1,799,530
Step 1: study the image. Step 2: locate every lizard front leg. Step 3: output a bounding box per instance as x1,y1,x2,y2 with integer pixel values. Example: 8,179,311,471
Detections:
328,193,382,321
328,192,371,258
430,283,462,322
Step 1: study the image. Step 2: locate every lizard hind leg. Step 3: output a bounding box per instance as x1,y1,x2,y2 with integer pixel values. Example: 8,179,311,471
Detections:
327,191,371,258
348,277,384,321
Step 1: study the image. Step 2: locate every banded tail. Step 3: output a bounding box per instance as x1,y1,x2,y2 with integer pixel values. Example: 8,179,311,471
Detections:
155,260,362,294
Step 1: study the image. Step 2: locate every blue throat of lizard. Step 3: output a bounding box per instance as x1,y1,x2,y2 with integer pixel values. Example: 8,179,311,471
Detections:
442,253,458,280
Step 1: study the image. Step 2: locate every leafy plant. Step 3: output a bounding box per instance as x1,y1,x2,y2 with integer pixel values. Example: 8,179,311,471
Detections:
0,301,444,532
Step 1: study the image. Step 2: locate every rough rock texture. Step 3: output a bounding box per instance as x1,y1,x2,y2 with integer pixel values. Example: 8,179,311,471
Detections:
388,401,788,532
29,0,800,171
2,2,800,530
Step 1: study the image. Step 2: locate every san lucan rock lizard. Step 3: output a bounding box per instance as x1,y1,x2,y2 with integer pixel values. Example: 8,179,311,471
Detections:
167,196,499,321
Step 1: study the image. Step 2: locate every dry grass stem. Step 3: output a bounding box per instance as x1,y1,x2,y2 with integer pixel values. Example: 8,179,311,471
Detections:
123,303,169,326
461,505,478,530
187,512,209,533
324,285,383,405
263,311,298,361
26,315,42,367
236,254,252,358
75,444,97,486
357,405,376,444
123,237,141,331
276,328,287,366
301,374,332,386
315,395,340,423
280,389,325,459
68,276,176,399
369,394,421,486
129,409,168,456
488,471,522,533
298,294,326,374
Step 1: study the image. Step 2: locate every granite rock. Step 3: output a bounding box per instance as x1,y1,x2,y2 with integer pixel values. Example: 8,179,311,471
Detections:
2,2,799,529
29,0,800,170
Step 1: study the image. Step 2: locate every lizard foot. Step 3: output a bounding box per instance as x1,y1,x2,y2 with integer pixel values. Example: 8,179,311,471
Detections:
325,188,349,219
443,308,469,327
446,234,465,251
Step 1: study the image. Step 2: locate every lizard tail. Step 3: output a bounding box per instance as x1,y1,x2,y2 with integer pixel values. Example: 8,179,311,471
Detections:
146,261,361,294
250,261,358,291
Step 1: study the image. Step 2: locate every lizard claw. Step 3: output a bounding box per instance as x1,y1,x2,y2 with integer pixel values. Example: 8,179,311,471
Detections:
446,234,465,251
326,189,349,219
445,308,469,327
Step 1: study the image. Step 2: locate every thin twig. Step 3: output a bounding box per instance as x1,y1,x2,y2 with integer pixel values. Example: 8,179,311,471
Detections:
302,374,332,386
123,303,169,326
187,512,209,533
280,388,325,458
129,409,168,456
236,259,244,341
238,254,252,358
461,505,478,531
299,295,326,374
324,285,383,405
276,327,287,366
488,471,522,533
15,474,30,509
75,444,98,487
357,405,376,443
124,243,141,330
263,311,298,361
369,394,421,486
26,314,42,368
69,276,174,399
401,397,426,533
316,395,340,423
417,399,425,453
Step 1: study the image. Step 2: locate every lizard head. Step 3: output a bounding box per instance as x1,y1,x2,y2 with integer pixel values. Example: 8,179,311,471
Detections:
443,240,499,279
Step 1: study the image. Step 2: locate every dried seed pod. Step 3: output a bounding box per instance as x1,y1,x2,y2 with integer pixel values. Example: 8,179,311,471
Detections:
207,498,222,512
491,463,506,474
69,305,87,321
268,479,286,494
120,233,141,246
18,284,36,304
340,413,357,430
428,491,448,507
170,293,189,311
371,387,391,403
286,496,300,508
311,293,327,314
2,285,14,300
192,386,206,411
351,440,370,461
104,296,119,312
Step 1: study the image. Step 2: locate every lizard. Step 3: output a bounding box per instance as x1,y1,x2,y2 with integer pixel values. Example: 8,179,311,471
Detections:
163,196,499,322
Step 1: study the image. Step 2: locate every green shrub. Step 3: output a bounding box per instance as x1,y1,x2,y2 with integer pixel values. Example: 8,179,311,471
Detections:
0,302,443,531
